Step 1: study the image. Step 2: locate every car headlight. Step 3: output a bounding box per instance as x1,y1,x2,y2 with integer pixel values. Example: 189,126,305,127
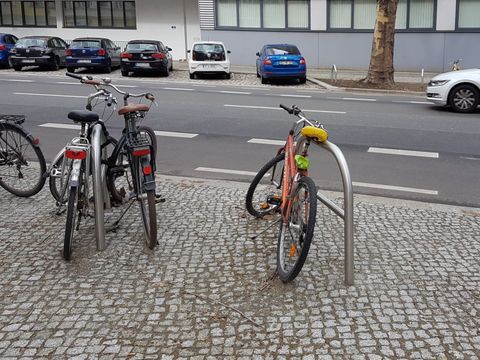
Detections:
428,79,450,87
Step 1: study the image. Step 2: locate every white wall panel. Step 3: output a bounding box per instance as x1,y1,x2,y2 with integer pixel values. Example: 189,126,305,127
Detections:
436,0,456,31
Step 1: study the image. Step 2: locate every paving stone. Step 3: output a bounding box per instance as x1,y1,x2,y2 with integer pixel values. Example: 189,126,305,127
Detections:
0,176,479,358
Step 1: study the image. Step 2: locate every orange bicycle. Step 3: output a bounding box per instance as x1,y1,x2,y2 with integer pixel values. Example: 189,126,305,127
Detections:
246,104,328,282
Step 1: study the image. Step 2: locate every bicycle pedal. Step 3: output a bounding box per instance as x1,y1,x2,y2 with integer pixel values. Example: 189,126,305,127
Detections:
267,195,282,206
155,194,166,203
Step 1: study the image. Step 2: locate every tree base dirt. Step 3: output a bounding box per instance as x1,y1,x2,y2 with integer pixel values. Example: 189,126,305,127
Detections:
320,79,426,92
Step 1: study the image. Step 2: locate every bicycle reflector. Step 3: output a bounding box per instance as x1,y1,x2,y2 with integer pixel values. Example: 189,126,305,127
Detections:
65,149,87,160
132,148,150,157
142,165,152,175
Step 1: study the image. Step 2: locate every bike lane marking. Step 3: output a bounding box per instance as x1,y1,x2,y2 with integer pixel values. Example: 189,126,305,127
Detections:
154,130,198,138
39,123,81,130
353,181,438,195
14,92,85,99
224,104,346,114
248,138,285,146
368,147,439,158
195,167,259,176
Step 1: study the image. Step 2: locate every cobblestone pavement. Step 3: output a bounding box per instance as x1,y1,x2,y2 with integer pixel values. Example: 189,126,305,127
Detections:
0,65,322,90
0,176,479,359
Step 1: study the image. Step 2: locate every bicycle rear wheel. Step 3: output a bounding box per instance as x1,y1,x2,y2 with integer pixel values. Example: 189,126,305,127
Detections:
134,157,157,249
64,185,79,260
246,152,285,218
107,126,157,204
0,122,46,197
277,176,317,283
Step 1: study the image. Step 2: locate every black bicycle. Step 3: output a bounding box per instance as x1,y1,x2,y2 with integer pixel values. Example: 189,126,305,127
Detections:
0,115,46,197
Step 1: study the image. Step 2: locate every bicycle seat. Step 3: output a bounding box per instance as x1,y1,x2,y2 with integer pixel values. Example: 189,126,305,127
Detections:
301,126,328,143
118,104,149,115
68,110,99,124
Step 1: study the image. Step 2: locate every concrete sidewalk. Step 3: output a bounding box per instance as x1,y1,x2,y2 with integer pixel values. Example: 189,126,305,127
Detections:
0,175,479,359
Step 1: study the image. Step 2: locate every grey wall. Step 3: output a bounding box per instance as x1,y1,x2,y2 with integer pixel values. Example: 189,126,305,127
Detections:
202,30,480,72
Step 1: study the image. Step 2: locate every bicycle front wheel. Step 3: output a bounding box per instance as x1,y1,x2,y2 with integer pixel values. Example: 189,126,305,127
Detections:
64,185,79,260
277,176,317,283
246,152,285,218
134,157,157,249
0,122,46,197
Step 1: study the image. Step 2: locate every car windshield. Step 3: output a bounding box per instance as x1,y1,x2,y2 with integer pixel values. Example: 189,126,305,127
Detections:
265,45,300,56
15,38,46,48
70,40,101,48
126,43,158,52
193,44,225,61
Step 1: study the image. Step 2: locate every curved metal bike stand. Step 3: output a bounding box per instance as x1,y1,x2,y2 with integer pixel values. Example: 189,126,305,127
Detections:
91,124,106,251
315,140,354,286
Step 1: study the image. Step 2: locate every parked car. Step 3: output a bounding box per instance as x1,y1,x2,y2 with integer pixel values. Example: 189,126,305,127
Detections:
10,36,68,71
188,41,231,79
0,33,18,68
66,37,121,73
256,44,306,84
120,40,173,77
427,69,480,113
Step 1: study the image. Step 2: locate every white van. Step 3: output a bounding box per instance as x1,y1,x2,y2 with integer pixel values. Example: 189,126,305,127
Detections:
187,41,231,79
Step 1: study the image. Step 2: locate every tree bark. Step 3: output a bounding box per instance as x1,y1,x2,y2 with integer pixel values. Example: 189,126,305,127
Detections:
363,0,399,87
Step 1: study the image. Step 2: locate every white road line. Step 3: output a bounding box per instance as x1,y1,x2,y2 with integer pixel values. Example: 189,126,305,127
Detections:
195,167,258,176
353,181,438,195
163,87,194,91
154,130,198,138
224,104,346,114
342,97,377,102
0,79,34,83
460,156,480,161
217,90,252,95
39,123,81,130
248,138,285,146
368,147,439,158
15,92,85,99
55,81,137,88
279,94,312,98
392,100,432,105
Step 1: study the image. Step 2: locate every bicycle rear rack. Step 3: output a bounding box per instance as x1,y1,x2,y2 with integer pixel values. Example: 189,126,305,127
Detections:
0,114,25,124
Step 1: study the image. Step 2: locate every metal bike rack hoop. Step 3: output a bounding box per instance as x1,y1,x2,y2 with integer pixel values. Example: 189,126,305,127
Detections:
91,124,106,251
314,140,354,286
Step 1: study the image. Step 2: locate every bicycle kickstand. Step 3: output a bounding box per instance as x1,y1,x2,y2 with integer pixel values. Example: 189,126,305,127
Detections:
251,218,282,240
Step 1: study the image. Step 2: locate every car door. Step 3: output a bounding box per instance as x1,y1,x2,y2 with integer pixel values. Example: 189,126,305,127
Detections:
5,34,17,53
108,40,120,66
55,38,67,64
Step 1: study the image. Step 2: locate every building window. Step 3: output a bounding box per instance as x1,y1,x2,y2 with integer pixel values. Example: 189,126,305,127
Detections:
328,0,436,30
63,0,136,28
0,1,56,26
216,0,309,29
457,0,480,29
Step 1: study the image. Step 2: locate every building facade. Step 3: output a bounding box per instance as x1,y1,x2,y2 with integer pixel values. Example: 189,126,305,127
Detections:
0,0,479,71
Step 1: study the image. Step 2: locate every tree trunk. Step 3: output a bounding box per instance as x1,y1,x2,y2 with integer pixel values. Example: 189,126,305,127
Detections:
363,0,399,87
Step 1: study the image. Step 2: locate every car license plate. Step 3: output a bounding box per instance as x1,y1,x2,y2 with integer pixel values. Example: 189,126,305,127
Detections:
22,59,35,63
202,64,216,70
77,60,91,63
279,61,294,65
135,63,150,68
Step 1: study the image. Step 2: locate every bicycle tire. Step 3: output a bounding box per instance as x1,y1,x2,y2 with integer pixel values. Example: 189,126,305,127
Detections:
0,122,46,197
48,154,70,203
277,176,317,283
134,157,157,249
64,185,79,261
107,126,157,204
246,152,285,218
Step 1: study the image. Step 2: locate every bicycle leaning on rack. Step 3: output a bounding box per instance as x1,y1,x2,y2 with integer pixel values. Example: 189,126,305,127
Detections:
246,104,329,282
48,72,158,260
0,114,46,197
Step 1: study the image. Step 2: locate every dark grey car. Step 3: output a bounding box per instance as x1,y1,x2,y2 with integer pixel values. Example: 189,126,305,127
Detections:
10,36,68,71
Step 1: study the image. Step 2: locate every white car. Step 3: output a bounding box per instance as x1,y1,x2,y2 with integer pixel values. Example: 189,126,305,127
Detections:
187,41,231,79
426,68,480,113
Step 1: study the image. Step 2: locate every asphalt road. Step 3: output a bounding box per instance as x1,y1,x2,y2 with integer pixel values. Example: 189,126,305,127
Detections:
1,71,479,207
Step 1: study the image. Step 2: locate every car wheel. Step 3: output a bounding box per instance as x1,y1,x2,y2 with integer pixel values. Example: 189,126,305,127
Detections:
449,84,480,113
104,60,112,73
162,66,169,77
13,65,22,72
67,67,75,73
121,70,129,77
261,75,267,84
225,72,231,80
256,67,260,78
189,73,195,80
169,62,173,71
7,57,13,69
299,77,307,84
51,56,60,71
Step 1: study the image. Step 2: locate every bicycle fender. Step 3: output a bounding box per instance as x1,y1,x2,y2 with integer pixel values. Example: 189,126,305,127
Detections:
140,157,156,192
69,160,82,187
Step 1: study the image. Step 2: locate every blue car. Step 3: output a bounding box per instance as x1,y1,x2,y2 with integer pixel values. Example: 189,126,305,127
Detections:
0,33,18,68
66,37,121,73
256,44,307,84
